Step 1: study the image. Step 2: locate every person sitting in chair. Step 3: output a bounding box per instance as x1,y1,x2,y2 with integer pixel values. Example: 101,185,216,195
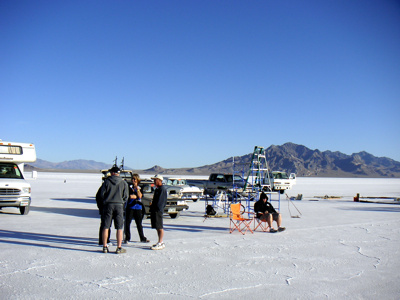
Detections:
254,192,286,233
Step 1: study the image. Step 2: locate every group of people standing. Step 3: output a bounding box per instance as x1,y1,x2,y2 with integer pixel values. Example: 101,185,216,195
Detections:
96,166,167,254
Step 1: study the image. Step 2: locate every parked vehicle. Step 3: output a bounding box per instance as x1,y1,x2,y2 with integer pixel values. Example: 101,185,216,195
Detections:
269,171,296,193
246,171,296,194
164,178,204,202
139,179,189,219
187,173,245,196
0,140,36,215
101,168,133,182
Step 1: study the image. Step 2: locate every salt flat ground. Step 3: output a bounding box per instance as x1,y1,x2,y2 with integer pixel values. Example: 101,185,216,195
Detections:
1,173,399,299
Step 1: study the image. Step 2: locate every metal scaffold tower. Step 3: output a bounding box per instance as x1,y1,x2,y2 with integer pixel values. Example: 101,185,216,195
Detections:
243,146,271,192
241,146,281,212
206,146,283,219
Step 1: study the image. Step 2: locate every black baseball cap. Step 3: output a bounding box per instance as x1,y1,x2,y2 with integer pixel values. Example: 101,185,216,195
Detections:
109,166,120,173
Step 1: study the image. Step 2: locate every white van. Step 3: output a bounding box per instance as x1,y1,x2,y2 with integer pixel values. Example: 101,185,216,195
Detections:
0,140,36,215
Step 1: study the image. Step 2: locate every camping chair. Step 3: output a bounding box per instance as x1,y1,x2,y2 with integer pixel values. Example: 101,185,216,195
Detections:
253,215,270,232
229,203,254,235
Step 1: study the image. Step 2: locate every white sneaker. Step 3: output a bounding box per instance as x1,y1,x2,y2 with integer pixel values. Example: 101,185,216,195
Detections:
122,240,130,245
151,242,165,250
107,242,114,247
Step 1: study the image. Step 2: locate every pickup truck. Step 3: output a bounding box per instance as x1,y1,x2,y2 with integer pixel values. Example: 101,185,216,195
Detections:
269,171,296,193
246,171,297,194
187,173,245,196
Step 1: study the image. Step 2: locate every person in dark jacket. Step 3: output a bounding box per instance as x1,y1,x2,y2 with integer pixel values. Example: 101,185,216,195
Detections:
254,192,285,233
150,174,167,250
98,166,129,253
124,174,149,244
96,188,111,246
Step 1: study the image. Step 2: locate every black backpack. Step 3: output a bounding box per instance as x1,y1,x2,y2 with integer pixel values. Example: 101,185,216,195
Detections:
206,205,216,216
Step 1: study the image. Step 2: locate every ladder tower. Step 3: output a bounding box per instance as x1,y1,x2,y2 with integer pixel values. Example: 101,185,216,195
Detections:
244,146,272,192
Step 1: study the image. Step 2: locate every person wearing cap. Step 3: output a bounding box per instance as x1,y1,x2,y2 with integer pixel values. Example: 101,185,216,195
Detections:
98,166,129,253
254,192,285,233
150,174,167,250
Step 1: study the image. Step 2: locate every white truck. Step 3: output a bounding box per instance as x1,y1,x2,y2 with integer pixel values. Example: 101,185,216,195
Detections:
0,140,36,215
269,171,296,193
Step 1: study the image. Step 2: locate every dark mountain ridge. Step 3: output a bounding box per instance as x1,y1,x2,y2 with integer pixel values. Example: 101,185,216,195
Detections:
145,143,400,177
29,143,400,177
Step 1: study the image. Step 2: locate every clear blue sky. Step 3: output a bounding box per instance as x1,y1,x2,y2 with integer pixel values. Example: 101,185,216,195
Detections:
1,0,399,169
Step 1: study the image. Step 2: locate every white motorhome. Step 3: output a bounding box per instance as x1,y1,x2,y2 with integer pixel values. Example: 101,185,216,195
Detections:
0,140,36,215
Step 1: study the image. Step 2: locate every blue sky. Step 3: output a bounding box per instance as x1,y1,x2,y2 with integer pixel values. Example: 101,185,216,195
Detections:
1,0,399,169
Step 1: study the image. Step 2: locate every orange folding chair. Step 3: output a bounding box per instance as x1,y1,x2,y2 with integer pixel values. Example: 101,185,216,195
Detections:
253,215,270,232
229,203,254,235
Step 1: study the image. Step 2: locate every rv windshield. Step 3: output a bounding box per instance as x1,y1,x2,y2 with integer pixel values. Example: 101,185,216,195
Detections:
0,163,24,179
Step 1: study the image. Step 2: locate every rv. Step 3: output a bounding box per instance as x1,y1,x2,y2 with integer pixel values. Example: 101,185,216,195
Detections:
0,140,36,215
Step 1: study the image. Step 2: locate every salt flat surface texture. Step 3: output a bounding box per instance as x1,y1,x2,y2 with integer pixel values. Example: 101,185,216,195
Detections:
1,173,399,299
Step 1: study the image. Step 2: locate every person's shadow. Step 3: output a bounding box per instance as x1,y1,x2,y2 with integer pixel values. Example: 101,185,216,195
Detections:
0,229,99,253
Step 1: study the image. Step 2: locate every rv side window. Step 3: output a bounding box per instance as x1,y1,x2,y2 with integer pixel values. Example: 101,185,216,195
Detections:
0,163,23,179
0,145,23,155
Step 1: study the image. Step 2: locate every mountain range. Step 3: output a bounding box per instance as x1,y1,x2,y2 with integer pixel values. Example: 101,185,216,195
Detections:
27,159,114,172
28,143,400,177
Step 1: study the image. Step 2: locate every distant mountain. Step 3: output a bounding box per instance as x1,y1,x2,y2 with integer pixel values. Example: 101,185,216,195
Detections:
261,143,400,177
30,159,113,171
28,143,400,177
143,143,400,178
